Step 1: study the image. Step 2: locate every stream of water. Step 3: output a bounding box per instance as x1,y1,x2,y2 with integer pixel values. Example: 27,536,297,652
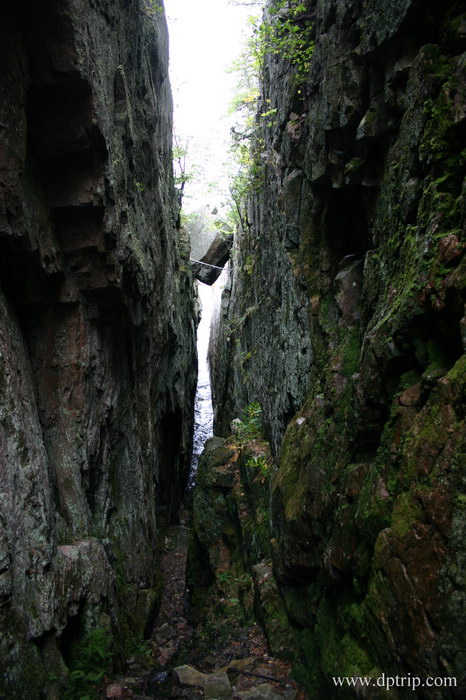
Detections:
190,282,215,483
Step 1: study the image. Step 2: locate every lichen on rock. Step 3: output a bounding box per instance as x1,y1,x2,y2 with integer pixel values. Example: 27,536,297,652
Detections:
0,0,196,694
209,0,466,696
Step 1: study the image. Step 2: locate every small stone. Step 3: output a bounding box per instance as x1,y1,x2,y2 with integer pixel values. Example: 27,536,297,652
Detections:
106,684,124,699
398,383,421,407
224,656,257,673
283,690,298,700
236,684,285,699
439,233,464,263
203,654,217,667
310,295,320,314
174,664,208,687
204,671,233,699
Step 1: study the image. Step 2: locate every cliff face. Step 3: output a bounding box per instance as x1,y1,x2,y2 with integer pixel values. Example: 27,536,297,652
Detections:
0,0,196,694
211,0,466,694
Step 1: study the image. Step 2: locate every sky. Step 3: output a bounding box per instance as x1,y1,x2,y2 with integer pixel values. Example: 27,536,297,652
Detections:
164,0,260,208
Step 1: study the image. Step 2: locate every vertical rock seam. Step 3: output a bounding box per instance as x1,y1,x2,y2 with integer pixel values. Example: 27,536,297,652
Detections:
210,0,466,696
0,0,196,695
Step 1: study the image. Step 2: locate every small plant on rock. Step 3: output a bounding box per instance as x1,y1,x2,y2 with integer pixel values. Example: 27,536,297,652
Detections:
236,402,263,443
246,455,270,479
63,628,114,700
249,1,314,86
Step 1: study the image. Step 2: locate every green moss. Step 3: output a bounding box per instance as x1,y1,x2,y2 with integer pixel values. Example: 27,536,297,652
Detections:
418,178,462,232
275,424,310,521
343,601,367,632
291,595,379,696
292,628,319,694
444,353,466,384
339,633,374,677
390,492,423,539
354,469,391,541
252,504,271,556
402,404,446,485
116,582,159,658
342,328,361,378
259,589,296,659
314,597,342,677
420,67,457,165
319,293,338,334
426,338,450,371
419,44,452,79
398,369,421,391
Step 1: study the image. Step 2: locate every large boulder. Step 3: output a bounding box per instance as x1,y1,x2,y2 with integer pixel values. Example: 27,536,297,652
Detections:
192,232,232,285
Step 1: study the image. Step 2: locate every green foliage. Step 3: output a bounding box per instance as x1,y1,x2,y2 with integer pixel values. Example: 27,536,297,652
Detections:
230,2,314,94
63,629,114,700
249,2,314,86
246,455,270,478
217,570,234,586
236,402,263,443
227,1,314,229
144,0,163,18
173,135,195,197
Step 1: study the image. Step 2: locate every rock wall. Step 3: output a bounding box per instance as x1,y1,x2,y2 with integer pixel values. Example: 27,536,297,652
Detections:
0,0,196,695
211,0,466,695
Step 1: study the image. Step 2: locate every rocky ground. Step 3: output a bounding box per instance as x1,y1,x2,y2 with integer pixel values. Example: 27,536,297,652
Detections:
100,516,305,700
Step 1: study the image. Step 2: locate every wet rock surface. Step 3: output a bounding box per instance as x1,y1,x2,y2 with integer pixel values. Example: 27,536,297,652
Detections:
210,0,466,696
0,0,196,694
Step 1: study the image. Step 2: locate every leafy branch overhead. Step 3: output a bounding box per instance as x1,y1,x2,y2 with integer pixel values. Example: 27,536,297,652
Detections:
250,1,314,85
173,134,195,197
227,1,314,228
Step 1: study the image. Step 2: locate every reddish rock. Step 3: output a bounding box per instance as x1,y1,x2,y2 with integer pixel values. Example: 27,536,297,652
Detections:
439,233,464,263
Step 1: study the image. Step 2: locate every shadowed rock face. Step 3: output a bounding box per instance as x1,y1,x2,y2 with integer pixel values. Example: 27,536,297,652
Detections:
0,0,196,694
210,0,466,695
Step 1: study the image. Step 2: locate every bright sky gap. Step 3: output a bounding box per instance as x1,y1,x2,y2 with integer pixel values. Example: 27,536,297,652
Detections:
165,0,259,209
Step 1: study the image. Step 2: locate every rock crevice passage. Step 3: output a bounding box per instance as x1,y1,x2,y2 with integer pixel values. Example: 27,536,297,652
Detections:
0,0,465,697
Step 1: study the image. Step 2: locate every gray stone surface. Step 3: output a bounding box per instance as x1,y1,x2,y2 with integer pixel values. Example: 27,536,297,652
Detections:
174,664,209,687
188,205,232,261
204,671,233,699
0,0,196,694
236,685,292,700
